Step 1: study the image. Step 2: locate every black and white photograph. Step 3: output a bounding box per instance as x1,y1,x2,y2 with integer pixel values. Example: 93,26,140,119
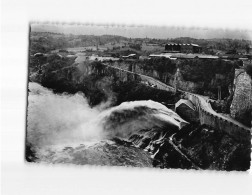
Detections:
26,22,251,171
2,1,252,194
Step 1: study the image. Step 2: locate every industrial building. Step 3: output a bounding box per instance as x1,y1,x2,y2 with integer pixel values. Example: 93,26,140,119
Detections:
165,43,202,53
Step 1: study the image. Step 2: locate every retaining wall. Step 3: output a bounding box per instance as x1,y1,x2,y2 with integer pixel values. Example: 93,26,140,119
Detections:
184,92,251,142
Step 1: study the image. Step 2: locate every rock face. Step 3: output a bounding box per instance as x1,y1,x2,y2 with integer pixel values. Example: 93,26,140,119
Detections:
172,124,251,171
35,141,153,167
230,69,252,127
107,59,236,99
172,68,204,93
128,123,251,171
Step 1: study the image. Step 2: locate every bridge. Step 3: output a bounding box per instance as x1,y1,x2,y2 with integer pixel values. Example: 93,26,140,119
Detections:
101,63,251,142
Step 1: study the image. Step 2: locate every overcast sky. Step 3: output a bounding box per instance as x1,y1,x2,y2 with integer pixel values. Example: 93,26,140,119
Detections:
31,23,252,40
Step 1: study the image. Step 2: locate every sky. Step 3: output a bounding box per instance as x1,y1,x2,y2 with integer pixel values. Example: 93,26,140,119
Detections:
31,23,252,40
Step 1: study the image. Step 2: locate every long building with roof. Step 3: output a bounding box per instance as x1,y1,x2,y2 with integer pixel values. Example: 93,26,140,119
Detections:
165,43,202,53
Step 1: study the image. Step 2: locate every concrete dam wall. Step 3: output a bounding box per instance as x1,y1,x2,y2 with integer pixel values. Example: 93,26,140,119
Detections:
184,92,251,142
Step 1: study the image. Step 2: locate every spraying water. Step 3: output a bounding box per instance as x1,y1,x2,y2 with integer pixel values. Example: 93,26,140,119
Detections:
26,82,187,165
27,82,104,148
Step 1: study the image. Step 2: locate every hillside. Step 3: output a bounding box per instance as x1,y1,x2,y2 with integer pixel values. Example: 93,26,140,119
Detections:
30,31,252,56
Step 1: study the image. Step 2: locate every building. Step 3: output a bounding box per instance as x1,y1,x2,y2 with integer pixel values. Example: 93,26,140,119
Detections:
165,43,202,53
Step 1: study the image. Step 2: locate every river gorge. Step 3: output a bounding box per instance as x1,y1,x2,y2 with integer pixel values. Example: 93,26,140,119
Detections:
26,58,251,171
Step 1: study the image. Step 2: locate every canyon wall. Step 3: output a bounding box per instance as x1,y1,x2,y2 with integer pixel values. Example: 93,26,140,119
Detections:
230,69,252,127
107,59,236,99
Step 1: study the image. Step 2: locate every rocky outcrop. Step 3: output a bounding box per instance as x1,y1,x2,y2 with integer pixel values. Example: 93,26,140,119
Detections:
172,124,251,171
34,141,153,167
172,68,204,93
230,69,252,127
128,123,251,171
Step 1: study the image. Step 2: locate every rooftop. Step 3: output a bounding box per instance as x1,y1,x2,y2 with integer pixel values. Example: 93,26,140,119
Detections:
166,43,200,47
175,99,196,110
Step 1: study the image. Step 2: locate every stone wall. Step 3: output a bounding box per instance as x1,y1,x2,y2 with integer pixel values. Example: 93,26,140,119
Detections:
199,110,251,142
185,92,251,142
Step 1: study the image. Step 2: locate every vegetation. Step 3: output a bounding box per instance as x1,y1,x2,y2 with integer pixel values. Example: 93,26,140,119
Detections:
178,59,240,82
41,71,107,107
29,34,69,54
244,62,252,78
30,32,128,54
177,59,241,98
112,81,180,106
29,54,76,73
30,32,252,56
138,57,177,74
129,43,142,51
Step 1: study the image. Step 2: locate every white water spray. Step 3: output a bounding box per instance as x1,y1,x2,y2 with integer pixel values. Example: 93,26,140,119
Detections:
27,82,187,149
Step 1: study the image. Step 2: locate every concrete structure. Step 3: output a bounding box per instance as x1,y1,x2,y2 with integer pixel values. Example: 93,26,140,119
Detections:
175,99,199,122
185,92,251,142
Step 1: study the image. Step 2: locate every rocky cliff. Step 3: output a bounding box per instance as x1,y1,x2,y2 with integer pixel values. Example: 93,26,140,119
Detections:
230,69,252,127
107,58,239,100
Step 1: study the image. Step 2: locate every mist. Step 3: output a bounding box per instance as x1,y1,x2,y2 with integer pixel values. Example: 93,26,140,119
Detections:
27,82,104,148
27,82,187,151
